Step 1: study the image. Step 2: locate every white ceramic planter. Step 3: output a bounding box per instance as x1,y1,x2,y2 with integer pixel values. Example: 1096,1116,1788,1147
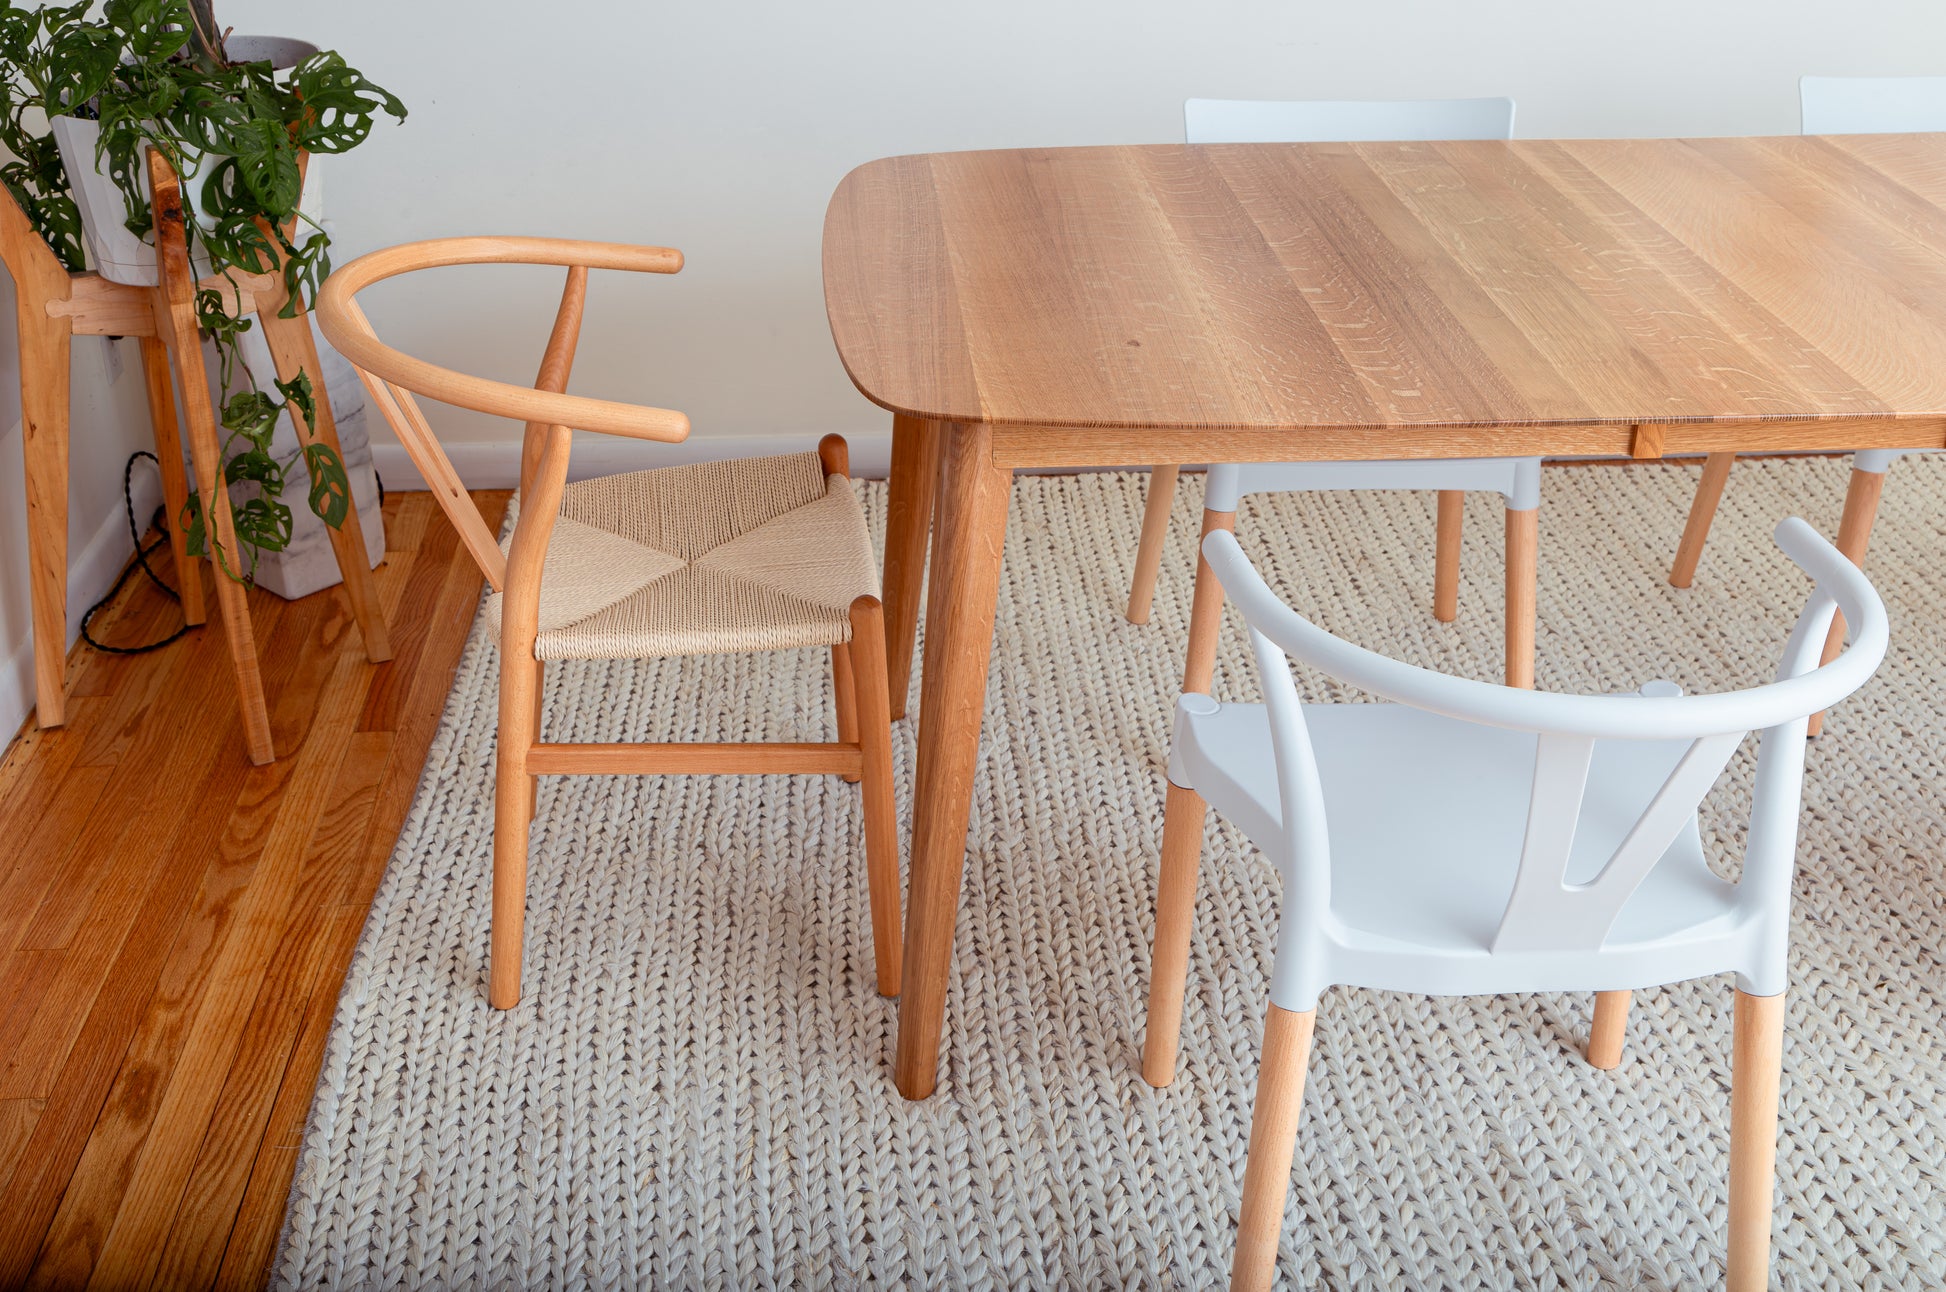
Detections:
49,35,322,287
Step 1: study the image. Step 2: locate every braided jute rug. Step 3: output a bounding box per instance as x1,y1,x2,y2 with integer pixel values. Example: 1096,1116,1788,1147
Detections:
276,457,1946,1290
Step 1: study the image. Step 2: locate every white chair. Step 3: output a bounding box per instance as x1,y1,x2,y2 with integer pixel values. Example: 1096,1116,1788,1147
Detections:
1143,502,1888,1291
1670,76,1939,735
1126,96,1541,690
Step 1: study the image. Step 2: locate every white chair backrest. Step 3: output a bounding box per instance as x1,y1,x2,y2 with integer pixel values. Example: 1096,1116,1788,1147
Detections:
1184,96,1515,145
1802,75,1946,134
1204,517,1888,956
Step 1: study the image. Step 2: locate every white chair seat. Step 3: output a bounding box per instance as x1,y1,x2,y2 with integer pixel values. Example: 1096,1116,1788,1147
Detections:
1172,700,1743,981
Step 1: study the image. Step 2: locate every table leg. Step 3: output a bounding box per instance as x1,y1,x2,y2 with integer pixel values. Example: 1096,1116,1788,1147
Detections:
1505,506,1538,689
880,413,940,721
1808,463,1887,738
20,308,71,728
893,421,1011,1100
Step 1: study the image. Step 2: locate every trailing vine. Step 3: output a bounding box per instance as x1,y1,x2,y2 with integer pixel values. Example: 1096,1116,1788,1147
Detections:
0,0,404,578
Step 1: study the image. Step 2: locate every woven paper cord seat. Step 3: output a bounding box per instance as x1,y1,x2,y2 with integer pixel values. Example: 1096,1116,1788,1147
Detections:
483,450,879,661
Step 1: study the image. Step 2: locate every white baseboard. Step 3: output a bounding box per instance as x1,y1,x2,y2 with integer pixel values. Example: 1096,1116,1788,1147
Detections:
371,428,896,492
0,469,163,742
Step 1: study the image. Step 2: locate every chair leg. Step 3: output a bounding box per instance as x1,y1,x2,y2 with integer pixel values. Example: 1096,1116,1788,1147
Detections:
1232,1004,1316,1292
1588,989,1632,1069
1808,465,1886,738
1670,452,1737,589
137,334,205,626
491,643,541,1009
848,596,902,997
832,641,862,784
1127,464,1181,624
1433,490,1463,622
1504,506,1538,689
1727,989,1785,1292
1143,506,1235,1087
1143,782,1210,1087
529,660,544,815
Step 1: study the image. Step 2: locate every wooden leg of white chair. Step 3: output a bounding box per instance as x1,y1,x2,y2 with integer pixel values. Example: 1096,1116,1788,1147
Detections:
849,596,902,997
1670,452,1737,589
1808,466,1885,738
1143,782,1210,1087
1505,506,1538,690
1588,990,1632,1069
1127,464,1181,624
832,640,862,784
1434,490,1462,623
491,645,540,1009
1232,1004,1316,1292
1727,989,1785,1292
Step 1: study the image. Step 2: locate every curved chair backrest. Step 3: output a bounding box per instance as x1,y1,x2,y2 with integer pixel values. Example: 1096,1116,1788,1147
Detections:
1202,517,1888,957
1802,75,1946,134
314,236,691,593
1184,96,1515,145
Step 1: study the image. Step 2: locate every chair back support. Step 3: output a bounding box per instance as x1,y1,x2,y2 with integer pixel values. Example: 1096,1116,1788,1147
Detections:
1802,75,1946,134
1184,96,1515,145
314,236,690,592
1207,517,1887,959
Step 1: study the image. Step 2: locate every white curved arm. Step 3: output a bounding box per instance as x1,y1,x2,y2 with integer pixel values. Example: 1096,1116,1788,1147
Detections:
1201,517,1887,739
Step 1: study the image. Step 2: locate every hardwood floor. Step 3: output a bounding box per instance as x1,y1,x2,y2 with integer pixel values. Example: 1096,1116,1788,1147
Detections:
0,490,507,1290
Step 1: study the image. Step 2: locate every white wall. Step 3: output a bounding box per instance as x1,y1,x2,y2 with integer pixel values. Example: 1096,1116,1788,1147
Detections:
232,0,1946,482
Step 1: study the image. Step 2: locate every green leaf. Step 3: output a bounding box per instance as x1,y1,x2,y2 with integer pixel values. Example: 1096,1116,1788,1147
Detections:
231,496,293,556
289,51,406,155
303,442,351,530
180,494,206,557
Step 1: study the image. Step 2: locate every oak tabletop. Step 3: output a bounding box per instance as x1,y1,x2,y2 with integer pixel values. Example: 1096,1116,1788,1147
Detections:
823,135,1946,435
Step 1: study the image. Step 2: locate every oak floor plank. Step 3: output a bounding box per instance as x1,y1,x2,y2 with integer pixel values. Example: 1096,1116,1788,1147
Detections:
0,491,500,1290
81,650,370,1290
153,729,393,1289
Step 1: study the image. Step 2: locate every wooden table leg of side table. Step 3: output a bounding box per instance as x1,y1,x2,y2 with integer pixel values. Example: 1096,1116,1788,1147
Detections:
893,421,1011,1100
880,413,940,721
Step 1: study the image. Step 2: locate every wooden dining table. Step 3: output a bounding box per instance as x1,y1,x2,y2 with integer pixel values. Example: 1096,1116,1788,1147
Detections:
822,134,1946,1100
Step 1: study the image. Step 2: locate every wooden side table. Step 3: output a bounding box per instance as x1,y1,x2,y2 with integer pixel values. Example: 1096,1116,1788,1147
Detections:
1,148,390,764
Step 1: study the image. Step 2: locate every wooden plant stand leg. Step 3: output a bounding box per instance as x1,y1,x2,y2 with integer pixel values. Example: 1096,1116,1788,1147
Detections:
136,334,205,624
253,289,393,664
893,421,1011,1100
3,188,78,728
1670,452,1737,589
147,151,274,765
1126,463,1180,624
1433,489,1463,622
1808,463,1887,738
881,414,941,721
1143,506,1235,1088
1232,1004,1316,1292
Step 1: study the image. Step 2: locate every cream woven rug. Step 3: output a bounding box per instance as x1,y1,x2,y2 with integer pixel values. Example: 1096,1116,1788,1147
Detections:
277,458,1946,1290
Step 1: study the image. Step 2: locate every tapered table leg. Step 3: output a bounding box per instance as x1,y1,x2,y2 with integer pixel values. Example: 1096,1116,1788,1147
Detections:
881,413,940,721
893,421,1011,1100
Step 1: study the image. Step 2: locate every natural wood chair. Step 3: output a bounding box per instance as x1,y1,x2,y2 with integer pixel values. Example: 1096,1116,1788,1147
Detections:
1125,96,1525,635
1147,513,1888,1290
2,148,390,762
314,236,902,1004
1669,76,1941,737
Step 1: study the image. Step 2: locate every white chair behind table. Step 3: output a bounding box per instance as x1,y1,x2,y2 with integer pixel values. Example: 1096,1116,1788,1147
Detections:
1669,77,1940,738
1125,95,1541,690
1144,514,1887,1290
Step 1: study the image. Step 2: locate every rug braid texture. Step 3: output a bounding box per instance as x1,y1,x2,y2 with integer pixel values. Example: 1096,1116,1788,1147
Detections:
276,458,1946,1289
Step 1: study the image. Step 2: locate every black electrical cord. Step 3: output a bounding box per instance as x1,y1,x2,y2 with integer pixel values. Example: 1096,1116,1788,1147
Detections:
78,451,191,655
76,452,385,656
